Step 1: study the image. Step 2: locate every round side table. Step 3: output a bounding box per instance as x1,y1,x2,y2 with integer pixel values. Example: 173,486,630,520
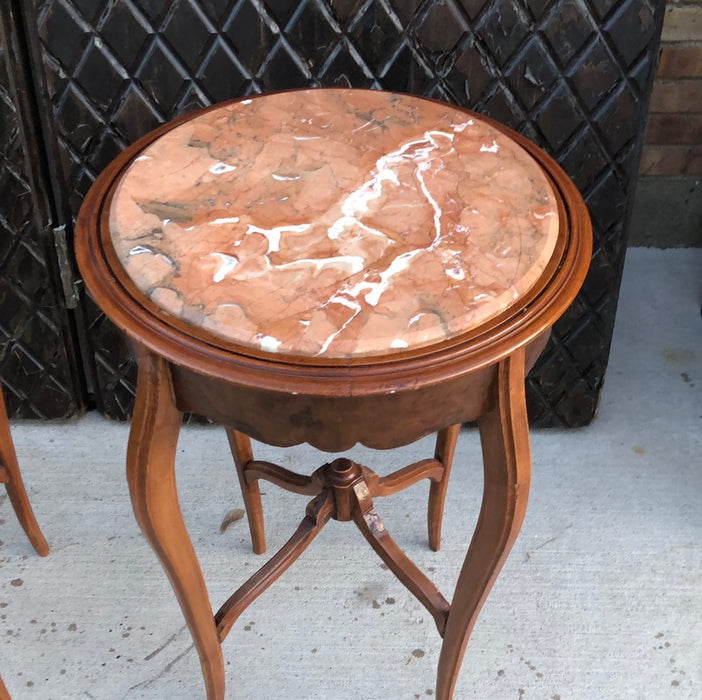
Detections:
76,89,591,699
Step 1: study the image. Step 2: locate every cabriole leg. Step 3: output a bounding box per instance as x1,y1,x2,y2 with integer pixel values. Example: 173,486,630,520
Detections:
436,348,531,699
0,385,49,556
127,350,224,700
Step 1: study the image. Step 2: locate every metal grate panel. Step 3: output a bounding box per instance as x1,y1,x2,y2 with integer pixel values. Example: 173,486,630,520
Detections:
0,10,83,418
31,0,664,424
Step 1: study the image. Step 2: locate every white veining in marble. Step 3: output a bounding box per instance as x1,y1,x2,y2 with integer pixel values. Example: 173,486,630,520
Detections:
109,89,560,358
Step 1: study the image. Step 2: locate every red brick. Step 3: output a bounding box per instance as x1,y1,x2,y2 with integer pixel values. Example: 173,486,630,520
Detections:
650,79,702,112
639,145,690,175
646,113,702,144
657,44,702,78
662,6,702,42
684,145,702,174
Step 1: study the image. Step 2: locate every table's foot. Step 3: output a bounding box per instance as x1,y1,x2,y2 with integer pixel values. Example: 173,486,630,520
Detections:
436,348,531,699
0,385,49,557
128,351,225,700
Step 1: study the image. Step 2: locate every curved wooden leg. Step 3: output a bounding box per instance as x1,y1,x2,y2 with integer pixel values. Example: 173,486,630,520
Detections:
0,387,49,556
351,480,450,634
226,428,266,554
128,351,224,700
436,348,531,699
215,490,333,641
428,424,460,552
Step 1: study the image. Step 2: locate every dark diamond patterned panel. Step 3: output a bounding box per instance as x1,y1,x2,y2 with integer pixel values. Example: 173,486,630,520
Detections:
29,0,664,425
0,10,83,418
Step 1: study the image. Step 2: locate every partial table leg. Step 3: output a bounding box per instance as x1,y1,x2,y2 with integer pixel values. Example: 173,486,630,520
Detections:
428,424,460,552
0,385,49,556
436,348,531,699
127,351,224,700
226,428,266,554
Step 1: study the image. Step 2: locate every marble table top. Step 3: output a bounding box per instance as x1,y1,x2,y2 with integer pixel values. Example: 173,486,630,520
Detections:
109,89,559,359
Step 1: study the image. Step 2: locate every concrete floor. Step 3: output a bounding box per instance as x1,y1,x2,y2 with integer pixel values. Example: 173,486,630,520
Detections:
1,247,700,700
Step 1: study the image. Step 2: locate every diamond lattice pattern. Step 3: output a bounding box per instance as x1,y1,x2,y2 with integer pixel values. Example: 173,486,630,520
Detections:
33,0,663,424
0,24,81,418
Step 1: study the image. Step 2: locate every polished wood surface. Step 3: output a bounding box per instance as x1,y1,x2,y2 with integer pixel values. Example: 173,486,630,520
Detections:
438,346,532,698
126,348,223,698
0,384,48,557
0,673,11,700
75,89,592,699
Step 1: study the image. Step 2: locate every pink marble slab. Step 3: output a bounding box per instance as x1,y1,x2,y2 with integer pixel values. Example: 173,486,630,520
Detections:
109,89,559,358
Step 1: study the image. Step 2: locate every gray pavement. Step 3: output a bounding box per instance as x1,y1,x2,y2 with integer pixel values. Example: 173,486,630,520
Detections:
1,247,700,699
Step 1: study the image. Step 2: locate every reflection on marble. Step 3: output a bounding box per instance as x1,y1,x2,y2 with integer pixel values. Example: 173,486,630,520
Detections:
109,89,559,358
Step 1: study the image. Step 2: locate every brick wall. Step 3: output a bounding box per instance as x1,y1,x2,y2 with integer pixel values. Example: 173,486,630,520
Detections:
630,0,702,246
640,0,702,176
